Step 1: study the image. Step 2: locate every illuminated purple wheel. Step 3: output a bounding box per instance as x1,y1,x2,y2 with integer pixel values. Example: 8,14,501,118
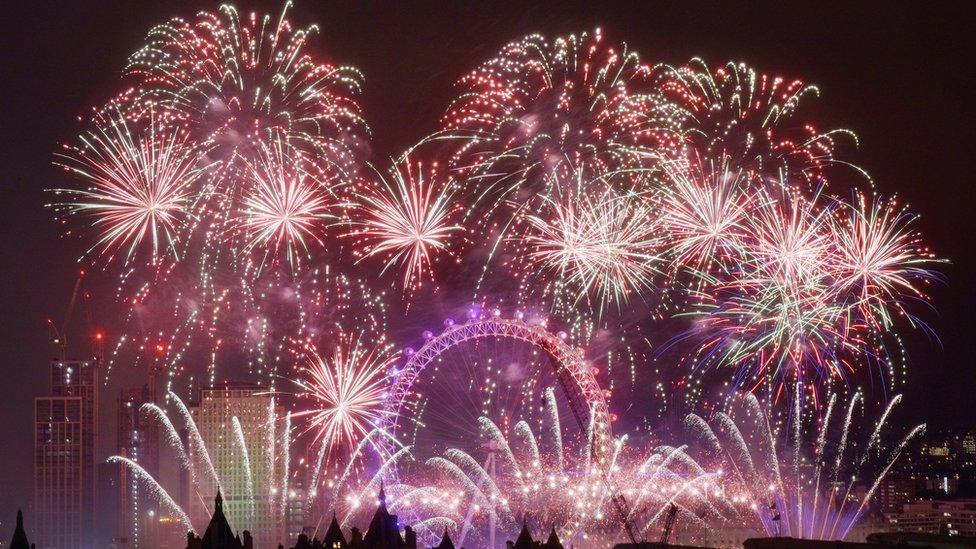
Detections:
380,308,614,466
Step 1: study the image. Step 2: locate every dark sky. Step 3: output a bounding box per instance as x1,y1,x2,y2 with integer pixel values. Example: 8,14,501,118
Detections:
1,0,973,529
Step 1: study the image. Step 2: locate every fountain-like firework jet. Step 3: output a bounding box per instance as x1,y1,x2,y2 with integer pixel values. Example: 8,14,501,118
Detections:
108,456,193,529
51,109,202,265
141,402,191,471
107,391,294,546
351,158,462,290
169,391,220,490
686,391,925,540
378,397,735,548
231,416,256,517
292,335,397,464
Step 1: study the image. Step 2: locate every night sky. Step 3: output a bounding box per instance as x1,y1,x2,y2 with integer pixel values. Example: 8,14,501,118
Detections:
1,0,973,529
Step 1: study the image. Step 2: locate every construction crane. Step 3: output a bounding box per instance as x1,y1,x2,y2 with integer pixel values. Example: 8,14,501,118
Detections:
47,269,104,361
660,504,679,545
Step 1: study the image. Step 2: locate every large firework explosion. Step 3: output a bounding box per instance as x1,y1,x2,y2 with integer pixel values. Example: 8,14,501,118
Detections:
50,10,944,546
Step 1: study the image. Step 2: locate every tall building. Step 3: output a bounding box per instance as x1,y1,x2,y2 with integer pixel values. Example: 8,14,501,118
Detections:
118,384,160,548
876,472,917,514
189,383,285,548
34,359,99,549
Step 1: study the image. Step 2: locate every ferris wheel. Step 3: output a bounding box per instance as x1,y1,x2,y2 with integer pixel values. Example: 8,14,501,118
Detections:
379,307,614,465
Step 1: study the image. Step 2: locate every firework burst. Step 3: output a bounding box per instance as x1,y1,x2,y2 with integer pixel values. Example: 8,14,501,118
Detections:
350,158,463,291
51,109,204,265
238,141,339,270
523,180,662,310
293,334,397,462
124,1,367,172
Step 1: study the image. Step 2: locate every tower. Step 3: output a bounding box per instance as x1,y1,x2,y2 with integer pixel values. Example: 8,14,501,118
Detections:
189,383,285,548
34,358,99,549
118,384,160,547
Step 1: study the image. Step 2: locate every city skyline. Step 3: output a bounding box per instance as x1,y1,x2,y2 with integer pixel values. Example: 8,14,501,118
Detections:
1,1,974,548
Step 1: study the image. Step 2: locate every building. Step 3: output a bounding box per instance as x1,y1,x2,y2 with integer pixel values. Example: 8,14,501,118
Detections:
506,522,564,549
186,491,253,549
189,383,285,548
33,396,83,548
285,486,422,549
886,499,976,537
118,384,160,548
875,472,918,514
33,358,99,549
7,510,32,549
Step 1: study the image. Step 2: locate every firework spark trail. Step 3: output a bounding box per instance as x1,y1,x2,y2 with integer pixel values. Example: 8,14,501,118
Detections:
443,449,505,503
478,417,522,477
141,402,191,471
514,420,541,467
278,412,291,520
169,391,220,490
109,456,194,529
231,416,256,517
341,446,414,526
654,58,854,185
832,392,861,483
545,387,564,472
837,423,926,539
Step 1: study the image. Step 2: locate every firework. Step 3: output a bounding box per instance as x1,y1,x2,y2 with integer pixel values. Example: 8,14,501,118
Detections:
112,391,294,545
829,192,940,330
124,1,367,173
350,158,463,291
292,334,397,463
654,59,856,186
674,179,940,399
51,108,204,265
523,179,662,310
659,154,754,276
238,141,340,270
684,390,925,540
52,3,372,388
444,29,679,185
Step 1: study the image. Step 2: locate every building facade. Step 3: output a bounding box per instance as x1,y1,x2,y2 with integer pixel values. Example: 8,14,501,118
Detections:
118,384,160,547
33,359,99,549
886,499,976,537
189,383,285,548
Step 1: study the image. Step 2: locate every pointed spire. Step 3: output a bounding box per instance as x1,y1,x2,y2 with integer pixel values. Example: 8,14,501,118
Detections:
215,487,223,511
437,528,456,549
11,510,30,549
378,481,386,506
545,525,563,549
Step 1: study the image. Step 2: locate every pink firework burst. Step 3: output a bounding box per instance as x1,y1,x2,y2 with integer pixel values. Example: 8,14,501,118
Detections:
51,108,203,265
